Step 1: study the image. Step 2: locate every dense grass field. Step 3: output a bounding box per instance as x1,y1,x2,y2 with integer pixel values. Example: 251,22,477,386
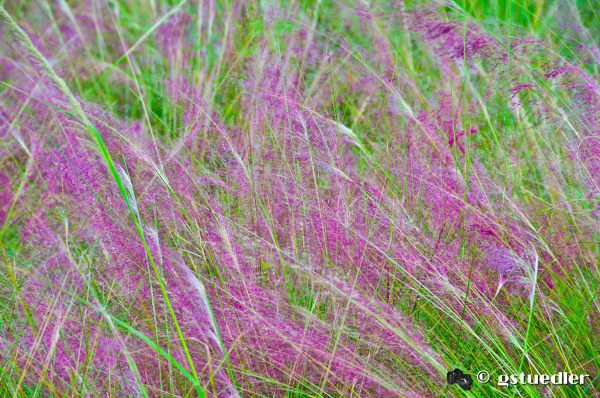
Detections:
1,0,600,396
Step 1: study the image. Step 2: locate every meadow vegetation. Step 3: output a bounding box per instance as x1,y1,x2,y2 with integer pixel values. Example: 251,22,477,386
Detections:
1,0,599,396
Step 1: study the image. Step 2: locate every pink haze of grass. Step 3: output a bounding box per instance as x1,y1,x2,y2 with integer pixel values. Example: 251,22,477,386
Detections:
1,0,600,396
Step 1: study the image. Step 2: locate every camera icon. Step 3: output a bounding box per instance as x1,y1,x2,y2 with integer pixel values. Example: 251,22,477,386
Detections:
447,368,473,390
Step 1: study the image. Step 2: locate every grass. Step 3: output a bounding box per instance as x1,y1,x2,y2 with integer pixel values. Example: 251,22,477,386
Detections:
1,0,600,397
